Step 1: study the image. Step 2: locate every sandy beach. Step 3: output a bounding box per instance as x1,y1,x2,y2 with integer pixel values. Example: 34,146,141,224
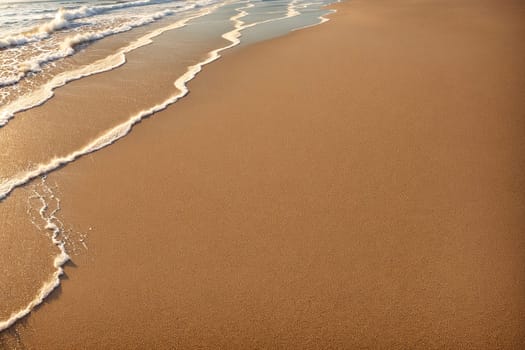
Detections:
1,0,525,348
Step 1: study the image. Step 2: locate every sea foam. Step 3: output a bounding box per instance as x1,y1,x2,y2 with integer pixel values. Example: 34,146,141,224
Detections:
0,0,175,49
0,177,69,332
0,8,184,88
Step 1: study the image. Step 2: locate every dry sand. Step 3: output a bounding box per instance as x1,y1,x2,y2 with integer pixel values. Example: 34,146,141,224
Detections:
2,0,525,348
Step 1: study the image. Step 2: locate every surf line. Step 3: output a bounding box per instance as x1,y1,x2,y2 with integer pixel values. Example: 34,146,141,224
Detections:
292,0,339,31
0,2,223,127
0,0,178,49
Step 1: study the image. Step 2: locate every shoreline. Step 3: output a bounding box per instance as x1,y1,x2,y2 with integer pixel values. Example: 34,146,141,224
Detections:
2,0,525,348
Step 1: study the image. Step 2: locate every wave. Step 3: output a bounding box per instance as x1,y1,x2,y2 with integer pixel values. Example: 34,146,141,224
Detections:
60,8,178,50
0,7,184,88
0,0,176,49
0,3,220,126
292,0,338,31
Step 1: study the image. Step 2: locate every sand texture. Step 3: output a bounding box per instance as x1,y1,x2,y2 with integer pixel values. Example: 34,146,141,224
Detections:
2,0,525,348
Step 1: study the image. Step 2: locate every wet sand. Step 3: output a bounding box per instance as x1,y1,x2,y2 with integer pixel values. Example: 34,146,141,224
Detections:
2,0,525,348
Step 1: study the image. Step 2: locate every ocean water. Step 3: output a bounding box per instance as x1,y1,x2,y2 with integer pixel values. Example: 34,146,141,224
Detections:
0,0,335,334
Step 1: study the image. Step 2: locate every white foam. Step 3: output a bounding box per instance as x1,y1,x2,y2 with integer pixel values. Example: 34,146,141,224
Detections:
0,74,26,88
0,4,217,126
0,8,183,88
61,8,177,50
0,0,176,49
0,177,69,333
240,0,301,31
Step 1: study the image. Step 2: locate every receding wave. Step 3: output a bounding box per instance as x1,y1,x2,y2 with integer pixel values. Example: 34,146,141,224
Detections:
0,4,219,127
0,177,69,332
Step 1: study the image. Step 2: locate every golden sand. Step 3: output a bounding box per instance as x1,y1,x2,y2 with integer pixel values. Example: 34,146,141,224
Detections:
2,0,524,348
